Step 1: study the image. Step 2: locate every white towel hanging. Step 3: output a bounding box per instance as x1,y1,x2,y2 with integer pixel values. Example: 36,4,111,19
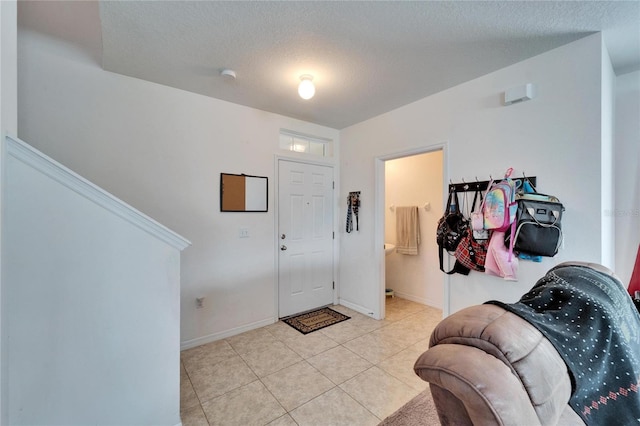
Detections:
395,206,420,255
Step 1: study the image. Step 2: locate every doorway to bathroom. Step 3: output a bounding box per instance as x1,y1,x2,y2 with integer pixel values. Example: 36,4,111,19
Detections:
375,145,446,320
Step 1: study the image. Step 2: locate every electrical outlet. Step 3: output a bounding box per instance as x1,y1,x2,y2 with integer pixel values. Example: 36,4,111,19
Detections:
196,297,205,309
239,227,249,238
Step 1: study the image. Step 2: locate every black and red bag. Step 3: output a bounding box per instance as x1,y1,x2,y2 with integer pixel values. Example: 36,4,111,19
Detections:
455,227,489,272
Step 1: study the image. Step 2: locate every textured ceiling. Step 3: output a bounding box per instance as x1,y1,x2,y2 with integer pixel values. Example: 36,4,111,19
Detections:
19,1,640,129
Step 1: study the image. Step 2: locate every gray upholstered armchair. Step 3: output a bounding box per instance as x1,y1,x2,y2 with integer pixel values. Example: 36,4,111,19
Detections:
414,303,584,425
414,262,640,426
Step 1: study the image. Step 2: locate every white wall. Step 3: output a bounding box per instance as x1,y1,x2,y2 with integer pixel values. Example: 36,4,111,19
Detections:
17,29,340,349
4,136,189,425
0,2,18,423
340,34,609,316
384,151,443,307
1,2,17,138
614,69,640,285
600,39,615,270
17,18,630,345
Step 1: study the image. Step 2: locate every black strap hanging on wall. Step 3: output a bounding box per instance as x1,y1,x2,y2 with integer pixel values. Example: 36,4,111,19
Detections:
346,191,360,233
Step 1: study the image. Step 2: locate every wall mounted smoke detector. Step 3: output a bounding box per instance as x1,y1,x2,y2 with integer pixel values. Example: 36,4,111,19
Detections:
503,83,536,106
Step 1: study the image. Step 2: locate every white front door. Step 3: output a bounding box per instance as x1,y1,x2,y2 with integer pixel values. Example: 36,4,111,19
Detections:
278,160,334,318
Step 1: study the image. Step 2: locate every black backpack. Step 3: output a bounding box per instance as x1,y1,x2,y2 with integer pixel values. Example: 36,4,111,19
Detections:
436,190,470,275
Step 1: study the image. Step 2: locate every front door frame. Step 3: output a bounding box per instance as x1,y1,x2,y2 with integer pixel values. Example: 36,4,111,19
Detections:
274,155,337,321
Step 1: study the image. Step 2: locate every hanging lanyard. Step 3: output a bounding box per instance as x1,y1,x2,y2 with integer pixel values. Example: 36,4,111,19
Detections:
346,193,360,233
346,195,353,233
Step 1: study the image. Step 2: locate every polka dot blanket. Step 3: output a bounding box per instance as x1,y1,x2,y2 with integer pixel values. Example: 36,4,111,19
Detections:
488,264,640,425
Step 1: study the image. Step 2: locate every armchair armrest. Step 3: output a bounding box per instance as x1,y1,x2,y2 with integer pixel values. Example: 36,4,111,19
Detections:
414,304,581,425
415,343,540,425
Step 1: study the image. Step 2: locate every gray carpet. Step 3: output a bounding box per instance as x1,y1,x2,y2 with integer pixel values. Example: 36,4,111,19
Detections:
379,387,440,426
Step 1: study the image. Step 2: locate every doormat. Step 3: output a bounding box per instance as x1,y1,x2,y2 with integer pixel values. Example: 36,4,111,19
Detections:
283,307,350,335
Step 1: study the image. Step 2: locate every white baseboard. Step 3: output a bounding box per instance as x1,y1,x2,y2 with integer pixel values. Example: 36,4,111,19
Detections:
180,317,275,351
338,299,377,318
392,291,442,309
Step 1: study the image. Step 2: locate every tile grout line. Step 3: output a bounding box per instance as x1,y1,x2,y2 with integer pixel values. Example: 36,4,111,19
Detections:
262,316,383,423
180,360,211,425
180,300,441,425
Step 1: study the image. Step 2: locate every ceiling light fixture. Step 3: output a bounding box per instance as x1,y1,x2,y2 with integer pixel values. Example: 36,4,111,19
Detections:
298,75,315,100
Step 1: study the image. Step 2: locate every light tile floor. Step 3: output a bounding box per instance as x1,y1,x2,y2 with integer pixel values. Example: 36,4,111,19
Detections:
180,297,442,426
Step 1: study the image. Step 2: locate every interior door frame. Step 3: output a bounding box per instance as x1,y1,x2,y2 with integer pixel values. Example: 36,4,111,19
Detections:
374,142,450,320
274,155,337,321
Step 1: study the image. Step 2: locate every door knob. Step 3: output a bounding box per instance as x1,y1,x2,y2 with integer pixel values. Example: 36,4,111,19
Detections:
280,245,287,251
